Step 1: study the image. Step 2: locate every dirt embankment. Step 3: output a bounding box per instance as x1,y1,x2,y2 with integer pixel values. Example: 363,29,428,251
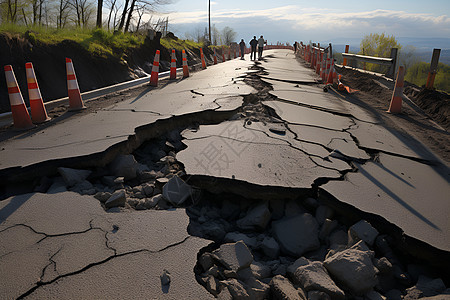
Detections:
0,33,210,113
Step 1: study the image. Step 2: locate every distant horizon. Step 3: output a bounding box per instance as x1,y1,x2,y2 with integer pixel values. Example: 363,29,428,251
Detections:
151,0,449,50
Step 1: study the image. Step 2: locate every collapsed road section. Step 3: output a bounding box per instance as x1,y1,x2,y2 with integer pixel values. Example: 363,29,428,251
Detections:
0,49,449,299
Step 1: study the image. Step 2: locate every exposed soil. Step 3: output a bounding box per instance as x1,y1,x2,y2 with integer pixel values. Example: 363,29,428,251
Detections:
335,66,450,164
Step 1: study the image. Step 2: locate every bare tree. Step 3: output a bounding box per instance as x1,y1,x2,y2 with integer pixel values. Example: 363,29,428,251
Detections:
221,26,236,45
69,0,94,27
57,0,70,28
105,0,117,30
117,0,129,31
96,0,102,27
134,2,147,32
123,0,136,32
6,0,19,23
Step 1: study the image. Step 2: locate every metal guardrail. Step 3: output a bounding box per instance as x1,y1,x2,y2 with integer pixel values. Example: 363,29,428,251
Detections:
341,47,398,78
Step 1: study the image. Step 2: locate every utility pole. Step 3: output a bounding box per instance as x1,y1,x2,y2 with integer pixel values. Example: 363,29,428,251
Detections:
208,0,211,44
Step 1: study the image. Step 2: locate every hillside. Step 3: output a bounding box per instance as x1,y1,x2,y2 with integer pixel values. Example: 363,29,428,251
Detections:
0,30,214,113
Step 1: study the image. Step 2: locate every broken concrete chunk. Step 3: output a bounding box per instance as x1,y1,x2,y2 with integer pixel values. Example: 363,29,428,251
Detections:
273,214,320,257
261,236,280,259
57,167,92,187
374,257,393,274
142,183,154,197
212,241,253,272
287,257,310,278
293,261,345,299
236,202,271,231
94,191,112,203
144,194,161,209
109,154,140,180
246,277,270,300
251,262,272,279
199,253,215,273
162,175,192,206
105,190,127,208
269,275,307,300
348,220,379,246
324,248,378,295
221,279,249,299
205,275,220,296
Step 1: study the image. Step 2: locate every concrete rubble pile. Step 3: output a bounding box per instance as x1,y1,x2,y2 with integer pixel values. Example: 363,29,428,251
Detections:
34,124,450,300
188,197,450,300
38,129,192,212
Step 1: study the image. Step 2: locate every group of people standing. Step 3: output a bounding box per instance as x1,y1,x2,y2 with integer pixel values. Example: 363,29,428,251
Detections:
239,35,266,61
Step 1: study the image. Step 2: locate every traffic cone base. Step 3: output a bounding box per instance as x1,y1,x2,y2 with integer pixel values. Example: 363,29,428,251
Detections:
30,99,51,123
4,65,35,130
10,104,36,130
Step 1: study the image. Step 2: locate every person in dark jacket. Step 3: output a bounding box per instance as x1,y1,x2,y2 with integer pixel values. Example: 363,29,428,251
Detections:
249,36,258,60
239,39,246,59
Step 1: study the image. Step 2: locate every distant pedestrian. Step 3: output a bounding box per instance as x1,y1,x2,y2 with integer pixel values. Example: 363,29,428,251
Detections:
250,36,258,60
258,35,266,59
294,41,297,53
239,39,245,60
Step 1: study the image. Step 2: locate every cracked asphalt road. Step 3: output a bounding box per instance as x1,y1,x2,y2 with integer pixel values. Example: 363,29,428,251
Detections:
0,192,212,299
0,49,449,299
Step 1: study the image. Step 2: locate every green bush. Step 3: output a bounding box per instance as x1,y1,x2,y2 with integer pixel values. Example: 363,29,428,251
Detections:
405,62,450,93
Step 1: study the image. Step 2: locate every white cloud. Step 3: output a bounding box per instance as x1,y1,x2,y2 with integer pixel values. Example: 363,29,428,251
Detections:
161,6,450,39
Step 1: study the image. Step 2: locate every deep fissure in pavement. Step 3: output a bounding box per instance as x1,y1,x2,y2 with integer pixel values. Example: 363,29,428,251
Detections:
1,64,449,299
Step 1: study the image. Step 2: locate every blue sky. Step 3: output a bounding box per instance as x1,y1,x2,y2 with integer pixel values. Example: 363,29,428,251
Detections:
151,0,450,46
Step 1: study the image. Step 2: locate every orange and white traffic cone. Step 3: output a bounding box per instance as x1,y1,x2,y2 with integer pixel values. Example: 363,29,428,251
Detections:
327,60,337,85
222,47,226,62
170,49,177,80
337,75,345,91
4,65,35,130
182,49,189,78
200,48,207,69
150,50,160,86
25,62,50,123
387,66,405,113
213,48,218,65
66,58,86,111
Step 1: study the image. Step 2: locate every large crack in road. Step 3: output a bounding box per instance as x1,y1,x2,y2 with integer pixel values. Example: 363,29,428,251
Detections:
1,54,449,299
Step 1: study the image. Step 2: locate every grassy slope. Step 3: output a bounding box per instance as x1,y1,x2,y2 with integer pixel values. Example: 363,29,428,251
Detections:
0,24,206,59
